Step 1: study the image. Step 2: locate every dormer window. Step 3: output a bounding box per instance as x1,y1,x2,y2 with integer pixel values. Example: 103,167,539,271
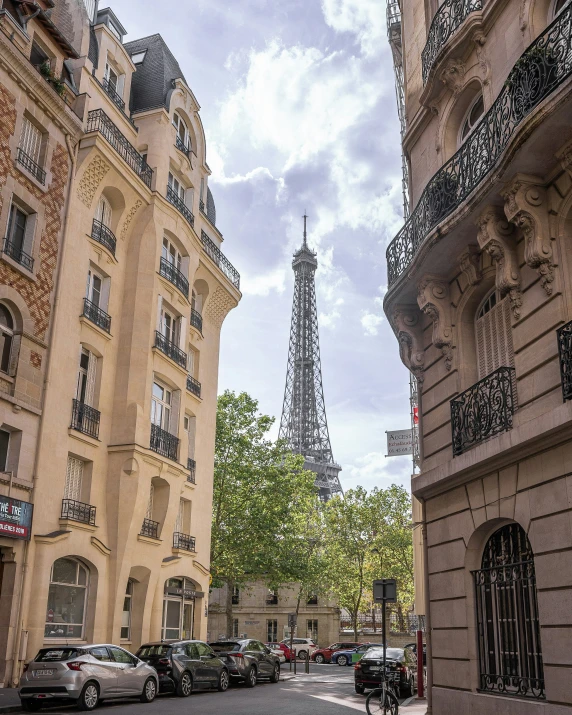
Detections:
131,51,146,65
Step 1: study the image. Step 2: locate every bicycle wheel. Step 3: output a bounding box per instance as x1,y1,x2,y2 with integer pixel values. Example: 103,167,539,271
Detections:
366,687,399,715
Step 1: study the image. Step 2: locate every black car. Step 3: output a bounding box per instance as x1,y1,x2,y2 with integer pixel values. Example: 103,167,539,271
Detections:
209,639,281,687
136,640,229,696
354,646,416,696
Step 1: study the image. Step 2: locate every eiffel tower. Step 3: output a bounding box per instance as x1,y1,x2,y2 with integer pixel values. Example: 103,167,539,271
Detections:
278,215,343,501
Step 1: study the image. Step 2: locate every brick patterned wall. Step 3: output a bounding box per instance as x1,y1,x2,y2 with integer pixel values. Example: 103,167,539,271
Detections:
0,81,70,342
30,351,42,368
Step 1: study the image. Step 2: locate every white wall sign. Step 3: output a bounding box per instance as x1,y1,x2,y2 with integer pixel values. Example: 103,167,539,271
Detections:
386,429,413,456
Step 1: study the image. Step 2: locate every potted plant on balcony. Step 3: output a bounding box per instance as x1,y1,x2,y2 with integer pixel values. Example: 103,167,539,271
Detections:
39,61,66,98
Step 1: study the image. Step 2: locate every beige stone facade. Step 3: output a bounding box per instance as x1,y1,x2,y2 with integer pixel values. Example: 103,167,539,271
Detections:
0,0,239,687
384,0,572,712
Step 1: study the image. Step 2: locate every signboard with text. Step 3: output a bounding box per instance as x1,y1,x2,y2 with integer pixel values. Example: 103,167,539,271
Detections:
0,495,33,540
386,429,413,456
164,586,204,599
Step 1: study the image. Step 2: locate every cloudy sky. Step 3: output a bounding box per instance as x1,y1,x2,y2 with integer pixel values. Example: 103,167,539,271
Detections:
111,0,413,492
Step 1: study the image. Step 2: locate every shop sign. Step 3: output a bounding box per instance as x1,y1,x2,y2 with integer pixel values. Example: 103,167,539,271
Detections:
386,429,413,456
164,586,204,599
0,495,33,540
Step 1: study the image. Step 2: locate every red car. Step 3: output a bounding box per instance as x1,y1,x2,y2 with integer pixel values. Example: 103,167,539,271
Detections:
311,642,361,664
266,642,295,662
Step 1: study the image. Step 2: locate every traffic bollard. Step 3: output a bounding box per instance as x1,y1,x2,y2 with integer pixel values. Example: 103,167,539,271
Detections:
416,629,425,700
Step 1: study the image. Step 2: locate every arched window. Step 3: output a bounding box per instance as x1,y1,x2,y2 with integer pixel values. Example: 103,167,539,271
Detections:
460,94,484,144
173,112,190,152
95,195,112,228
552,0,569,17
475,289,514,380
0,305,14,374
45,557,89,639
121,579,134,640
474,524,544,699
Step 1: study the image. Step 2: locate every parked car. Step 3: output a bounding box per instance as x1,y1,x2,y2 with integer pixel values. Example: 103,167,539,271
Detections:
279,637,317,660
333,642,383,666
209,639,281,686
265,643,286,663
19,644,158,711
354,646,417,696
136,640,229,696
311,641,361,664
266,642,294,662
404,641,426,666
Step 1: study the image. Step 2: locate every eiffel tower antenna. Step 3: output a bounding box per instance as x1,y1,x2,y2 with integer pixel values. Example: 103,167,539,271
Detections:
278,215,343,501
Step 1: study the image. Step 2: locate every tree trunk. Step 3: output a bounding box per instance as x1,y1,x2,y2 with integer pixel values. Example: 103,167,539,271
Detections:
353,611,358,641
225,580,234,638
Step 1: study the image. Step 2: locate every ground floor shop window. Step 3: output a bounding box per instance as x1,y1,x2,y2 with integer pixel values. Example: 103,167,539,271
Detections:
267,619,277,642
162,577,196,640
45,558,88,639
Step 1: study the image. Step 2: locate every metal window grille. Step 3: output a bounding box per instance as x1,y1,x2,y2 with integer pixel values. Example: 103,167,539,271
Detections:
140,518,159,539
150,422,179,461
2,237,34,272
159,256,189,297
190,308,203,333
187,457,196,483
154,330,187,368
186,374,201,398
70,398,100,439
200,230,240,290
473,524,545,700
17,147,46,185
102,76,125,110
175,135,190,156
557,320,572,400
173,532,195,551
61,498,96,526
91,219,117,255
82,298,111,333
166,185,194,229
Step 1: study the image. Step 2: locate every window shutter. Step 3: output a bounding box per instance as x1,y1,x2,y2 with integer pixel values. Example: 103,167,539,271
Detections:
22,213,36,258
475,295,515,378
116,73,125,98
179,315,187,351
146,483,154,519
156,295,163,332
85,351,97,406
175,500,184,533
65,456,84,501
7,334,21,377
170,388,181,436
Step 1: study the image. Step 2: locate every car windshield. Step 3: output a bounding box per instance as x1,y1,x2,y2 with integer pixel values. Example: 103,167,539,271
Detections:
364,648,403,660
210,642,241,653
35,648,84,662
137,645,172,657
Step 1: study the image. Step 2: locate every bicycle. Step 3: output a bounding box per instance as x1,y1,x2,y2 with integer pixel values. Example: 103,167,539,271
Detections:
365,667,400,715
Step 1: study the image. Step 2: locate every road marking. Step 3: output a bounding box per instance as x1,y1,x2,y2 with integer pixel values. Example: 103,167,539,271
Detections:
289,690,366,711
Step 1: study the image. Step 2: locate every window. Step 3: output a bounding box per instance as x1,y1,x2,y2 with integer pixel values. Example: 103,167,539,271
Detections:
76,348,97,406
5,202,35,268
160,306,180,345
107,23,122,41
267,620,278,642
0,430,9,472
187,347,197,377
64,456,84,502
175,499,185,533
104,62,118,92
266,589,278,605
109,646,134,664
86,268,103,308
151,381,172,431
45,558,89,639
162,237,182,271
474,523,544,699
90,647,111,662
232,618,239,638
173,112,190,151
460,94,484,143
131,51,146,65
121,580,133,640
168,172,185,201
232,585,239,605
307,594,318,605
307,620,318,641
475,290,515,381
0,305,14,374
30,41,49,70
95,195,112,228
19,117,42,167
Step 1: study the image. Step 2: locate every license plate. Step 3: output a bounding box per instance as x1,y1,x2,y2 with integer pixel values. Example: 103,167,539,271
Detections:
369,666,381,672
34,670,55,677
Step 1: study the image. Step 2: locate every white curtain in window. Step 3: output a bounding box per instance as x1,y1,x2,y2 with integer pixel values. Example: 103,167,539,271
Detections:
96,196,112,227
65,456,84,501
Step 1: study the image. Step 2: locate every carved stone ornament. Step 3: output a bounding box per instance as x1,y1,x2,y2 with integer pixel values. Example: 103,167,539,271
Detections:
417,276,454,371
473,31,490,86
204,286,237,329
459,245,482,287
392,306,425,382
502,175,554,296
77,155,110,208
476,206,522,319
556,139,572,179
439,58,466,95
120,200,143,240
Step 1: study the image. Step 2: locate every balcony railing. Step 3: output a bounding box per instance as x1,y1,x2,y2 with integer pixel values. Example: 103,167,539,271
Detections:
190,309,203,333
187,458,196,483
199,199,205,214
557,320,572,401
86,109,153,188
140,518,159,539
387,5,572,288
173,532,196,551
154,330,187,368
186,374,201,398
61,498,96,526
2,238,34,272
200,230,240,290
91,219,116,255
450,367,515,457
17,147,46,184
175,135,190,156
159,256,189,297
102,76,126,110
82,298,111,333
422,0,482,84
150,422,179,461
166,185,194,229
70,398,100,439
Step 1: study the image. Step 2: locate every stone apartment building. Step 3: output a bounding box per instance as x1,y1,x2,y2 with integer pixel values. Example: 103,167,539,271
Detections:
383,0,572,713
0,0,240,686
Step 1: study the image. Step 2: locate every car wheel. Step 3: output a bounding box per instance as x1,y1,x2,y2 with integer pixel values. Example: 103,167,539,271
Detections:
401,676,414,698
78,682,99,711
355,683,365,695
337,655,348,666
270,664,280,683
176,671,193,697
218,669,230,692
21,702,42,712
244,667,257,688
314,654,325,664
140,677,157,703
297,650,307,661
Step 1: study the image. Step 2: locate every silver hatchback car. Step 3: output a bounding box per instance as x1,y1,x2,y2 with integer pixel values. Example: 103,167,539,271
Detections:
19,644,159,711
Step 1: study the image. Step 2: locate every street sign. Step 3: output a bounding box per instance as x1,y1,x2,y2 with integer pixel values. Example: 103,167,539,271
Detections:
288,612,297,628
0,495,33,540
386,429,413,456
373,579,397,603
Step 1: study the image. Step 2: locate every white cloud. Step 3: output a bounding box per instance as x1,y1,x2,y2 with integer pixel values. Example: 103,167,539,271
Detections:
360,287,387,336
240,267,287,296
321,0,387,57
344,450,412,490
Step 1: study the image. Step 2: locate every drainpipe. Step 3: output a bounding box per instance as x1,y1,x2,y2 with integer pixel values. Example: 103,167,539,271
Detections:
9,133,78,687
420,496,433,715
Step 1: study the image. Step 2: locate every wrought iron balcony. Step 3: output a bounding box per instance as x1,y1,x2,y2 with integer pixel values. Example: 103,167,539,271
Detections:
175,135,190,156
61,498,96,526
186,374,201,398
450,367,515,457
102,76,126,110
159,256,189,297
200,230,240,290
140,518,159,539
91,219,116,255
154,330,187,368
387,5,572,289
71,398,100,439
199,199,205,214
2,238,34,272
82,298,111,333
190,309,203,333
422,0,482,84
557,320,572,401
150,422,179,461
17,147,46,184
86,109,153,188
187,458,196,483
166,185,194,229
173,532,196,551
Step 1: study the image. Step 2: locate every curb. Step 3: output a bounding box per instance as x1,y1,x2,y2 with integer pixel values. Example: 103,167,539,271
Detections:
0,706,21,713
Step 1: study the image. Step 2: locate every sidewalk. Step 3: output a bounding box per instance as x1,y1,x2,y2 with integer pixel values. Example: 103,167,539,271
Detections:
0,688,21,714
400,697,428,713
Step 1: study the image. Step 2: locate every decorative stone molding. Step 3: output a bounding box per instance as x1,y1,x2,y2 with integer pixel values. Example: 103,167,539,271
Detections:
473,31,490,86
439,58,466,95
476,206,522,319
502,175,554,295
459,245,482,287
557,139,572,179
392,306,425,383
77,155,110,208
204,286,237,329
417,276,454,370
120,200,142,239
